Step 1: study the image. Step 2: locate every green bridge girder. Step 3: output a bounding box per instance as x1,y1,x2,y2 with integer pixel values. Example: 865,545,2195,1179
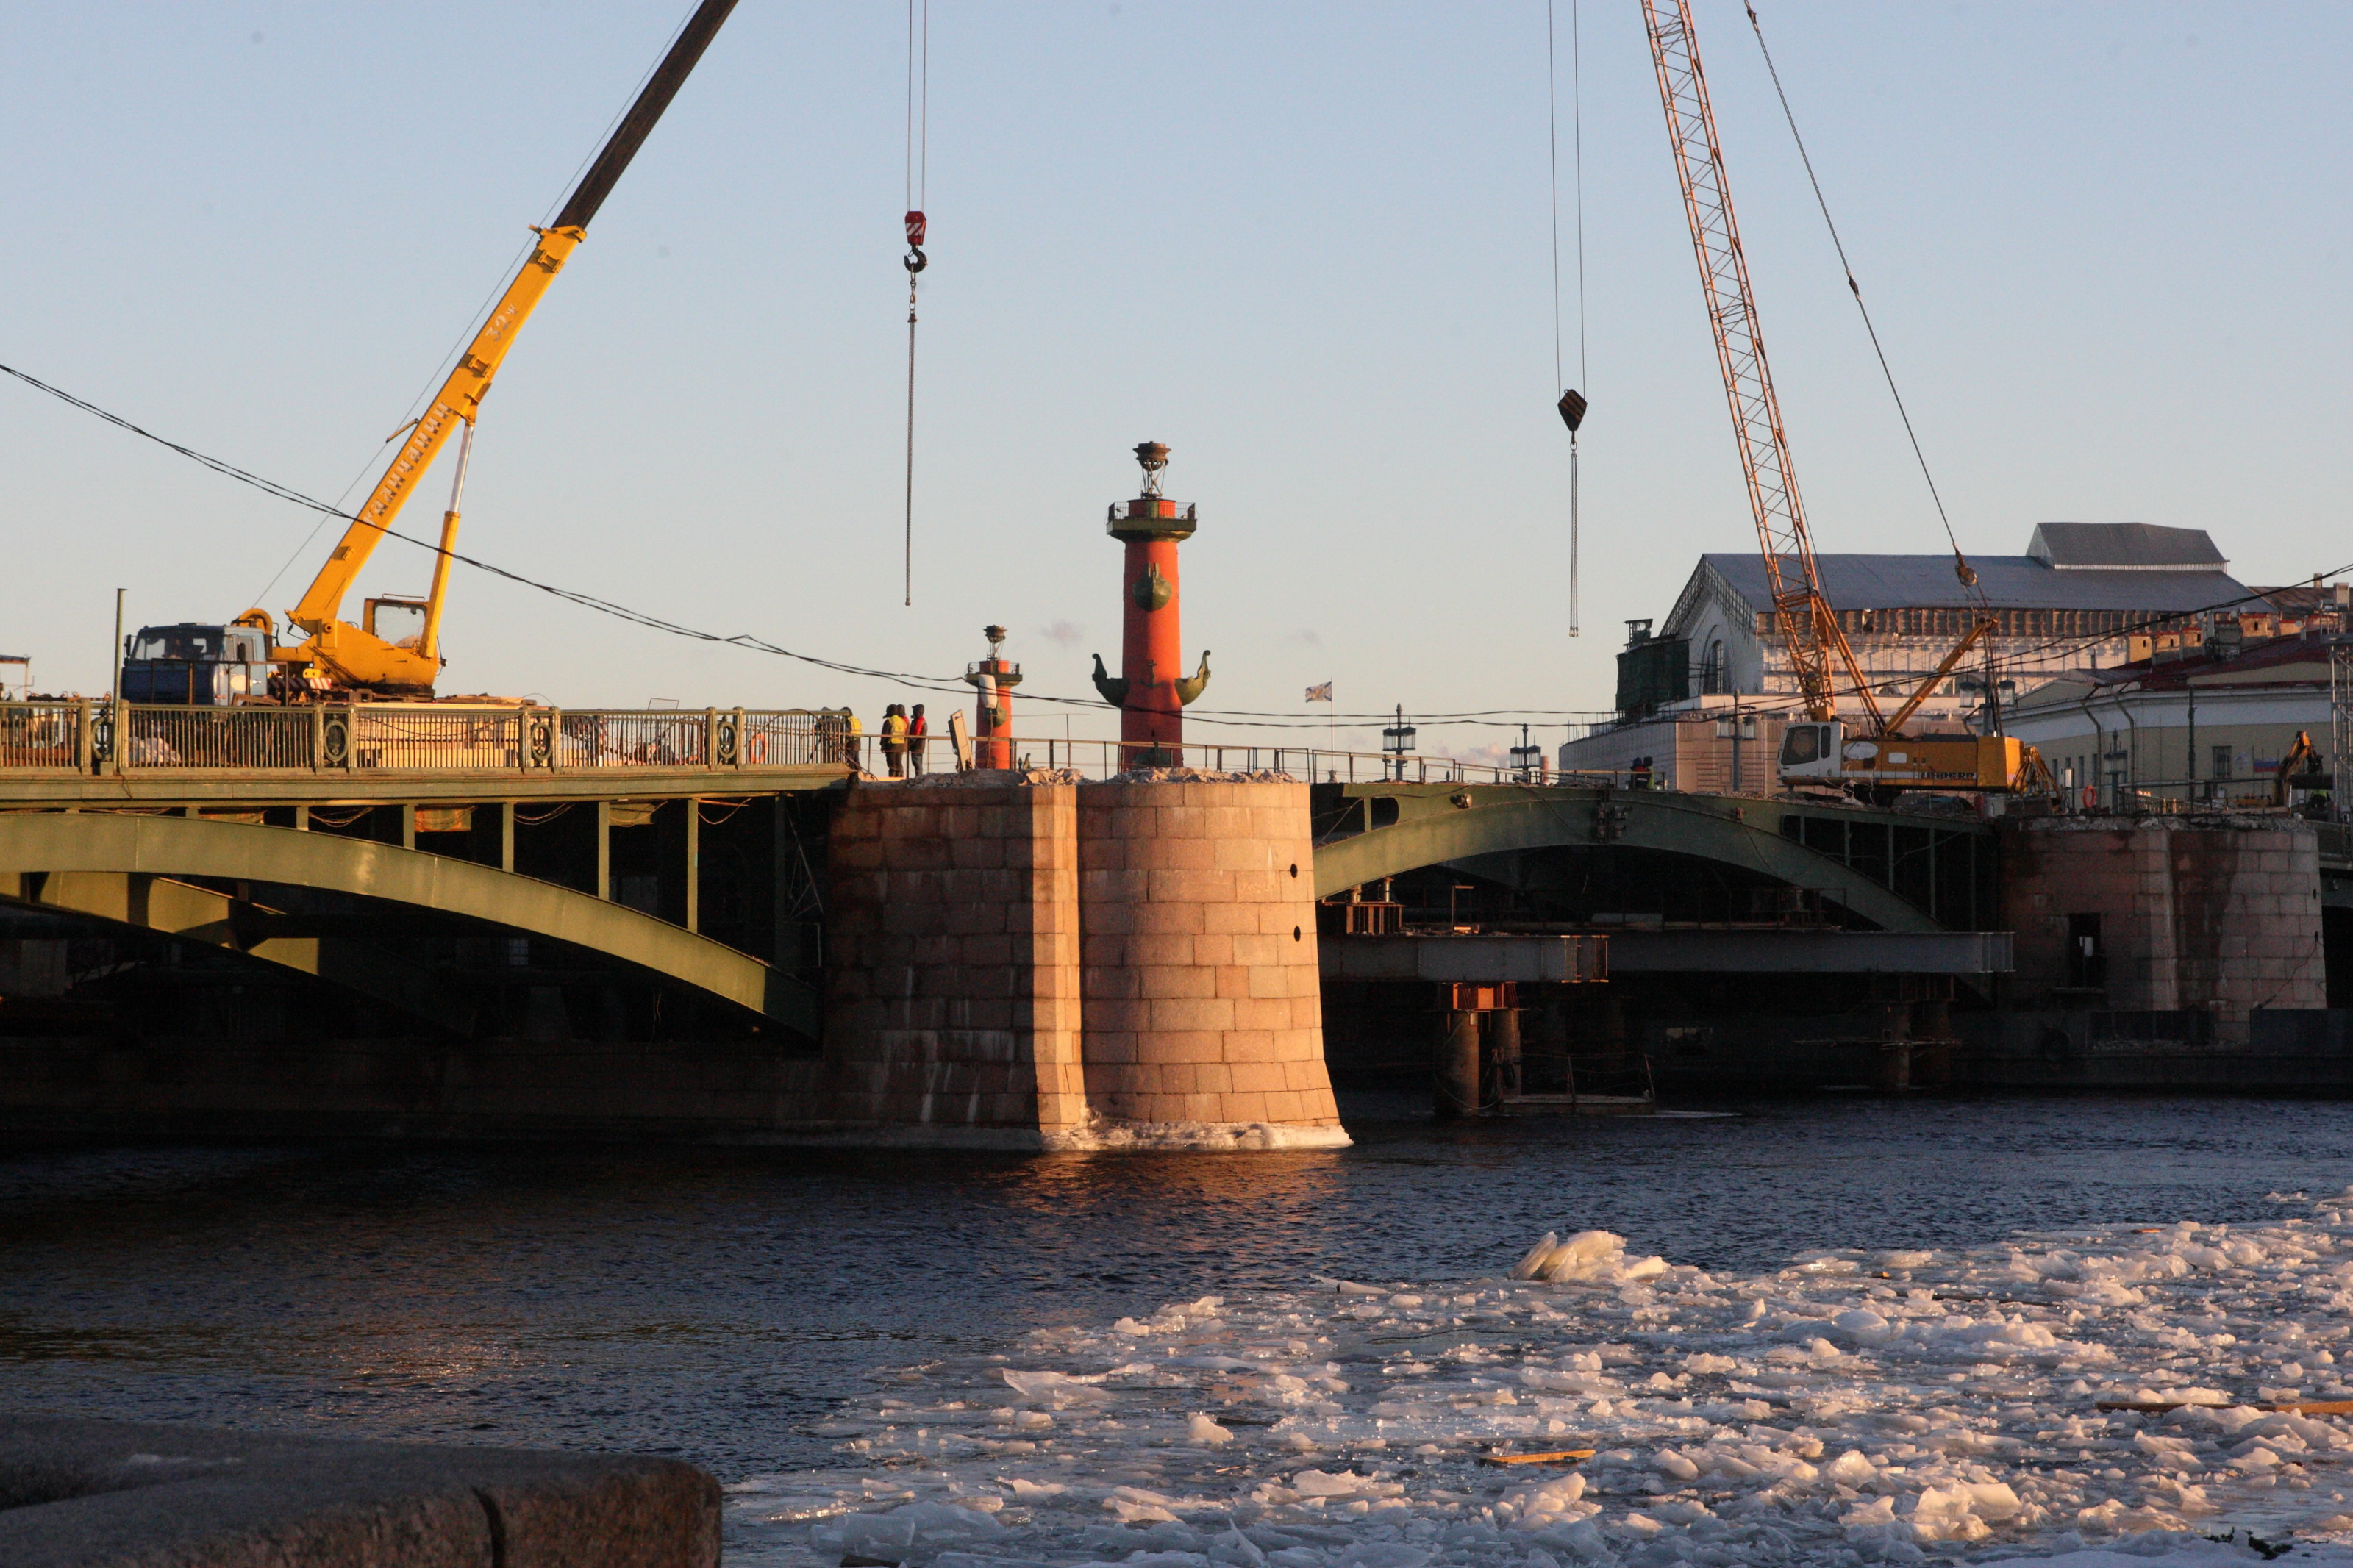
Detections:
1310,783,1996,932
0,812,807,1027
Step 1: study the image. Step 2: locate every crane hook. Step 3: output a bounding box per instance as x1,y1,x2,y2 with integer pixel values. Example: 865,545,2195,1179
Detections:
904,209,928,274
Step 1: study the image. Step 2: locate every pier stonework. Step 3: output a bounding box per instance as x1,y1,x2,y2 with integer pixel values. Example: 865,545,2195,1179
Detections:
1999,817,2324,1039
1076,779,1346,1147
823,779,1088,1147
822,774,1345,1150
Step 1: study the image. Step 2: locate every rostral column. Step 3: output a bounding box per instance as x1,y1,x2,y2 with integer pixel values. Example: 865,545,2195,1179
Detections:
1091,442,1210,765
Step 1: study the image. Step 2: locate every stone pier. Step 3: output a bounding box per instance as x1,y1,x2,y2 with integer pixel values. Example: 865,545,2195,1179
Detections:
1999,816,2325,1040
824,773,1346,1150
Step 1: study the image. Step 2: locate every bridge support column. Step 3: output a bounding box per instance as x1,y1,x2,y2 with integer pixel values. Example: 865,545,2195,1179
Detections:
594,801,611,900
1438,1011,1481,1118
499,803,515,872
685,798,700,934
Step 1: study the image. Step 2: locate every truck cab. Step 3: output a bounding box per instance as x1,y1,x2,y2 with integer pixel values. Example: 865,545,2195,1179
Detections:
121,623,275,705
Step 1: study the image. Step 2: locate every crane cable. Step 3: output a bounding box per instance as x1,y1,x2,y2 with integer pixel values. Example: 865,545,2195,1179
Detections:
901,0,929,608
1546,0,1590,638
1742,4,2002,723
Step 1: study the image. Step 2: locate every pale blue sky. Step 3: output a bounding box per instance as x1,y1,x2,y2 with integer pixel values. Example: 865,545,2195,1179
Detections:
4,3,2346,754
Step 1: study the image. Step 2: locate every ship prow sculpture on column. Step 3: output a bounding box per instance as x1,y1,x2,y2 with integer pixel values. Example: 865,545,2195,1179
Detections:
1093,442,1210,769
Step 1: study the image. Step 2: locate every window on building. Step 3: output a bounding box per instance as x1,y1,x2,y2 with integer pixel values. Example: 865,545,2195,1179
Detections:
2212,745,2233,781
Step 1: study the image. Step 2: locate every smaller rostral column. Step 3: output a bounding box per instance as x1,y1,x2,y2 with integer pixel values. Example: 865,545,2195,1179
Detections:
965,623,1020,770
1091,442,1210,766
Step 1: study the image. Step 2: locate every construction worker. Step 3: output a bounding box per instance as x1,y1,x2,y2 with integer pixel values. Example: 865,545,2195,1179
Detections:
881,704,909,778
907,704,929,776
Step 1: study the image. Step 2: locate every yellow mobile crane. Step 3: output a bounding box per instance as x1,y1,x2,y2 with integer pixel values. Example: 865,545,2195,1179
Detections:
253,0,737,698
1640,0,2053,798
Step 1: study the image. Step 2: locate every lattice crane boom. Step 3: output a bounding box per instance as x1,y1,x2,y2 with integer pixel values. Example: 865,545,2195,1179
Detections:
1640,0,1880,730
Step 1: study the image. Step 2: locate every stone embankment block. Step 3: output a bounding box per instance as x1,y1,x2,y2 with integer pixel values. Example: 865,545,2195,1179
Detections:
0,1415,718,1567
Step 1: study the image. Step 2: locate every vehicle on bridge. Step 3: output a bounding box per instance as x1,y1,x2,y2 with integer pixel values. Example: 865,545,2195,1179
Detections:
1777,724,2055,797
1641,0,2058,805
119,618,276,706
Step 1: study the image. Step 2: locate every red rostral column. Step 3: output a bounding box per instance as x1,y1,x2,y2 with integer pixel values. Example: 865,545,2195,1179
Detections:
1091,442,1210,765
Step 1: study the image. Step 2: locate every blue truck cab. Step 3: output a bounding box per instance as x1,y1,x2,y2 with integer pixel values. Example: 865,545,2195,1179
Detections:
121,623,275,706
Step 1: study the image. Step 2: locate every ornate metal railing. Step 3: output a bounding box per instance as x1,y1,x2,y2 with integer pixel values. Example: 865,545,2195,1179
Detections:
0,702,839,776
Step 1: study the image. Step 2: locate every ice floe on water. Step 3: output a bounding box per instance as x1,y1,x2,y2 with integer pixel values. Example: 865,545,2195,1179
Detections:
727,1191,2353,1565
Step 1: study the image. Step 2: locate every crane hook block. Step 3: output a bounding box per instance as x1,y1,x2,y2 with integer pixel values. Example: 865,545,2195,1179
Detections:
904,246,928,275
904,210,928,247
1557,388,1588,433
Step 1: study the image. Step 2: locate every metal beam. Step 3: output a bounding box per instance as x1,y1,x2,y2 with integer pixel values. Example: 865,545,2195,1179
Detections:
0,812,813,1029
10,871,479,1034
1318,928,2008,981
1603,927,2012,973
1320,934,1608,984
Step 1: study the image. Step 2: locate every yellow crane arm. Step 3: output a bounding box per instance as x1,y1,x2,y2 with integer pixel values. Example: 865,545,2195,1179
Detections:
275,0,738,695
1878,617,1990,738
287,229,579,634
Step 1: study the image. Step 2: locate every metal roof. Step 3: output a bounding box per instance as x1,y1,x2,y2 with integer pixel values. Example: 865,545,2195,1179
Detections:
2025,522,2226,570
1699,554,2256,614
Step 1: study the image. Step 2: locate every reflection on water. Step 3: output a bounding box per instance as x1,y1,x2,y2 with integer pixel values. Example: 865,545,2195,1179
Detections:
1,1095,2349,1476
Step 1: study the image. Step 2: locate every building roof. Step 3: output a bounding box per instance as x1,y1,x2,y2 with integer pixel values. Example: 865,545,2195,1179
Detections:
2025,522,2226,570
1699,553,2254,614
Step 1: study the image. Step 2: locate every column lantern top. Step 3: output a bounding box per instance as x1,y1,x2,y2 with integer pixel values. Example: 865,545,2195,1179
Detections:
1106,440,1196,542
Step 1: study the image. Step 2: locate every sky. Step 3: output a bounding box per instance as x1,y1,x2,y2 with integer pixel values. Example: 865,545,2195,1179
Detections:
3,2,2348,757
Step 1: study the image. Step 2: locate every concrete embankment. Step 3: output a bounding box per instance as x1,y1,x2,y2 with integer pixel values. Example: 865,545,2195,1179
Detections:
0,1414,718,1567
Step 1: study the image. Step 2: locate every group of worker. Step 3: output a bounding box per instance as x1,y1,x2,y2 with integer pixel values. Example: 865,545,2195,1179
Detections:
879,703,929,778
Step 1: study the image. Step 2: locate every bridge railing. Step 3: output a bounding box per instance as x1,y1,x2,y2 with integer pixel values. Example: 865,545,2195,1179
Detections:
888,733,1630,787
1,702,841,776
0,702,88,772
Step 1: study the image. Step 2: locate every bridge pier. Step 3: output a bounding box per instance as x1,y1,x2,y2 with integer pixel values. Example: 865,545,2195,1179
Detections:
823,775,1346,1150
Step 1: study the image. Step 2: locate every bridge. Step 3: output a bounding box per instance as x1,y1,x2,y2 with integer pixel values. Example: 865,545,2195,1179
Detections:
0,701,846,1039
1310,780,1998,932
0,704,2007,1028
29,699,2286,1141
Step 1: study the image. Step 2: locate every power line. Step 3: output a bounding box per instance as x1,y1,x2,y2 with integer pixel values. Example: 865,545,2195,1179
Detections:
0,356,1629,733
1743,4,1963,571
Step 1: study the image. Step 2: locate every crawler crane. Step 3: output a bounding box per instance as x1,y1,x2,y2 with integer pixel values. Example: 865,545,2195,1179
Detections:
1640,0,2054,798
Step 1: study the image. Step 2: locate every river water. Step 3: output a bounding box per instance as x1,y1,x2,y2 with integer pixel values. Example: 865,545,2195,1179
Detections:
4,1095,2349,1489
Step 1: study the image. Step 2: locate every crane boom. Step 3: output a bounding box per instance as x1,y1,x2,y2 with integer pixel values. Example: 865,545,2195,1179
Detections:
274,0,738,695
1640,0,1879,731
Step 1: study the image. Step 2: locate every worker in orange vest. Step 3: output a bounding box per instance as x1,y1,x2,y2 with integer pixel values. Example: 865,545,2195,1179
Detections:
907,704,929,776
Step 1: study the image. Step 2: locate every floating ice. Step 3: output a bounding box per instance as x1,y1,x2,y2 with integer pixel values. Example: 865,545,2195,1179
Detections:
728,1200,2353,1567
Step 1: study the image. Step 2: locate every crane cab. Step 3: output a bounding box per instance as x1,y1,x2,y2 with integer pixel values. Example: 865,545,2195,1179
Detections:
121,622,276,706
1777,720,1847,783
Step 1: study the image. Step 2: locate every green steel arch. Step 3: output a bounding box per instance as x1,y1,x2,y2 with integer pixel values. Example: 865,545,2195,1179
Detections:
0,811,797,1021
1311,784,1977,933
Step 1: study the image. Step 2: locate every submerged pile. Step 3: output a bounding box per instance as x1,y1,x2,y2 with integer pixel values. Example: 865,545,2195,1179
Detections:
728,1195,2353,1566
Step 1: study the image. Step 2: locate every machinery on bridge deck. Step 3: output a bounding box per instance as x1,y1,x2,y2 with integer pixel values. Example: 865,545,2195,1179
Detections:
1640,0,2056,803
124,0,738,704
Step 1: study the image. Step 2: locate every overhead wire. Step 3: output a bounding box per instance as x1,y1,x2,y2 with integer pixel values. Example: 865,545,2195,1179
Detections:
244,3,699,616
3,357,1627,734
